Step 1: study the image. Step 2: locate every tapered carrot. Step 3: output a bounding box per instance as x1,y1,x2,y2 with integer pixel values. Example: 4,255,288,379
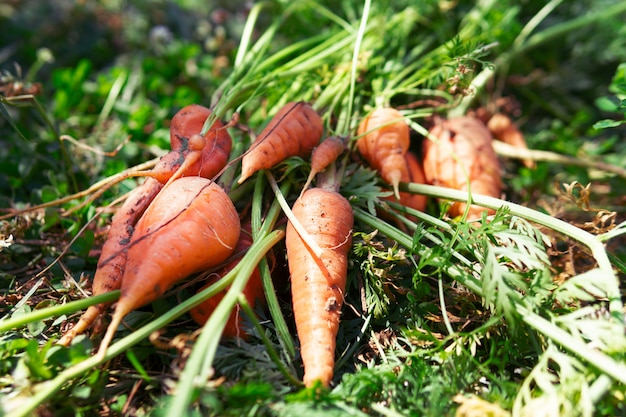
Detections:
356,107,410,199
487,113,535,169
96,176,240,358
238,102,323,184
422,116,502,220
285,184,354,387
189,224,266,339
302,136,347,192
58,178,163,346
59,105,233,346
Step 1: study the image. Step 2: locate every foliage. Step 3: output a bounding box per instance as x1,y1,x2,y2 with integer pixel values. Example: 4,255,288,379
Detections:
1,0,626,416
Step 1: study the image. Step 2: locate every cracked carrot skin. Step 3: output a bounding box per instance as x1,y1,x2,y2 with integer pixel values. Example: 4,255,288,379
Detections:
285,186,354,387
96,176,240,357
238,101,323,183
356,107,410,197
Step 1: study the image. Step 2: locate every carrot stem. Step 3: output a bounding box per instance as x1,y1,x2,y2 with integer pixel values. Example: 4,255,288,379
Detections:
265,171,324,258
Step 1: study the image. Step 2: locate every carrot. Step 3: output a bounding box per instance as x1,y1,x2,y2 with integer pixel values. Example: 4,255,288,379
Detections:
356,107,410,199
189,224,266,339
393,151,427,213
238,102,323,184
96,176,240,358
422,116,502,220
302,136,347,192
59,178,164,346
285,184,354,387
154,104,232,183
487,113,535,169
59,105,233,346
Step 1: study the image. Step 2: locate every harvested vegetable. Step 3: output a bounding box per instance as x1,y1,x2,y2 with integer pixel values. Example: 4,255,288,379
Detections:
59,178,163,346
154,104,233,183
59,105,233,346
356,107,410,198
303,136,347,192
487,112,535,169
285,182,354,387
422,116,502,219
396,150,427,213
238,101,323,183
189,224,266,339
96,176,240,357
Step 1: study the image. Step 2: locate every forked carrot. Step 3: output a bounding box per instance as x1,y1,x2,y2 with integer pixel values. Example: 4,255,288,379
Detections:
390,150,427,215
238,102,323,183
285,175,354,387
356,107,410,199
422,116,502,220
96,176,240,358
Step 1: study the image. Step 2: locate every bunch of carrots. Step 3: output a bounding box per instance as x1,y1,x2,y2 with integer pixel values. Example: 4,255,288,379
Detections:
59,100,528,388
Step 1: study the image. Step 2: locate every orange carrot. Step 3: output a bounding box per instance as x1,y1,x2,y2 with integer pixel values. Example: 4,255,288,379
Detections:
285,185,354,387
189,225,266,339
59,105,233,346
302,136,347,191
356,107,410,198
238,102,323,184
154,104,232,183
487,113,534,169
59,178,163,346
394,151,427,213
96,176,240,357
422,116,502,220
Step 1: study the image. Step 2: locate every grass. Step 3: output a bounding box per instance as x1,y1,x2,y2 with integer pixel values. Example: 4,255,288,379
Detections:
1,0,626,416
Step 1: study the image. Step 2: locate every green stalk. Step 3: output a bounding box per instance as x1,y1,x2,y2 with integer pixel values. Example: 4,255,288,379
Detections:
0,291,119,333
453,0,626,116
166,229,285,415
238,297,302,386
518,304,626,385
6,276,234,417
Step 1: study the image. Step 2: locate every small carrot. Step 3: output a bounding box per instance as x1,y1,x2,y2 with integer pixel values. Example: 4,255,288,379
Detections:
285,183,353,387
189,224,266,339
302,136,347,192
154,104,233,183
487,113,535,169
422,116,502,220
238,102,323,184
96,176,241,358
356,107,410,199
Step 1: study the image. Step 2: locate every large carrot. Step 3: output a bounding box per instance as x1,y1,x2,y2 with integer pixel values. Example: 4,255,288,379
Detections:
238,102,323,184
356,107,410,199
59,105,232,346
58,178,163,346
189,224,266,339
422,116,502,220
285,184,354,387
96,176,240,358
